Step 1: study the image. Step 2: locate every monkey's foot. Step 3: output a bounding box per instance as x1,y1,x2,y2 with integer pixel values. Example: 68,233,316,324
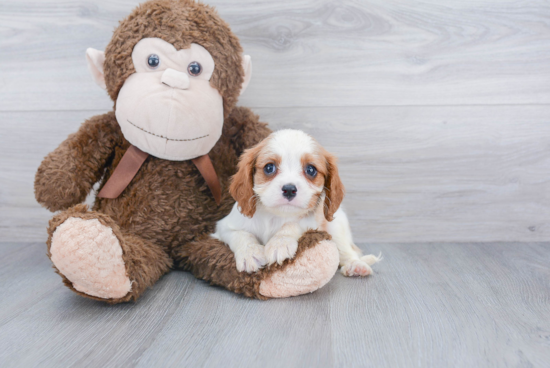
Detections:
50,217,132,299
259,236,339,298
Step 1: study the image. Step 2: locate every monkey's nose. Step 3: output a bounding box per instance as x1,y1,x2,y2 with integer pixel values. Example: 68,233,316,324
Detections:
161,68,190,89
282,184,297,201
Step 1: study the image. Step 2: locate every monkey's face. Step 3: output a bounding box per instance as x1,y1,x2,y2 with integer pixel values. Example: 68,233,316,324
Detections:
115,38,223,161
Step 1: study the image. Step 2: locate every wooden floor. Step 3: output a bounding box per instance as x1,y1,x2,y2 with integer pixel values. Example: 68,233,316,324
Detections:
1,0,550,366
0,241,549,367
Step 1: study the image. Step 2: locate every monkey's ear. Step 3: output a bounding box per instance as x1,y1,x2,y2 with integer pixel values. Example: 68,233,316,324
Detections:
239,55,252,96
86,48,106,90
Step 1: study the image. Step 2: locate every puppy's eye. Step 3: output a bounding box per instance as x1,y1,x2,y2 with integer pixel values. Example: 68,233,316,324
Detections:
147,54,160,69
305,165,317,178
188,61,202,76
264,163,277,175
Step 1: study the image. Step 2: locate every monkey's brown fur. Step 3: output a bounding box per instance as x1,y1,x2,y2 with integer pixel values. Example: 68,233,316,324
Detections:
35,0,334,303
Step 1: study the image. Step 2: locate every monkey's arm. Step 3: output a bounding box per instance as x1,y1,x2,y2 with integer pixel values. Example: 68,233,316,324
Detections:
35,112,123,212
223,106,272,156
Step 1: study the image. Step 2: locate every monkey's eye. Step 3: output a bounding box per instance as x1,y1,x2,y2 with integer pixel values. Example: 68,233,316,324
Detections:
264,163,277,175
188,61,202,76
147,54,160,69
305,165,317,178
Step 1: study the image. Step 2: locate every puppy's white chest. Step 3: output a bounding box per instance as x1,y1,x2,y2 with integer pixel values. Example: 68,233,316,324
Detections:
252,213,317,245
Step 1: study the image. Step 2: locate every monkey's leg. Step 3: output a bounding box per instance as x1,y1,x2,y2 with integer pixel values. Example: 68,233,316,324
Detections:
47,204,172,304
173,230,339,299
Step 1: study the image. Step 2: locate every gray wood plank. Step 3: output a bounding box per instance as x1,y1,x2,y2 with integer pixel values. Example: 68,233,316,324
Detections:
0,241,548,367
135,281,334,368
327,242,550,367
0,0,549,111
259,105,550,242
2,106,549,243
0,242,199,367
0,242,61,327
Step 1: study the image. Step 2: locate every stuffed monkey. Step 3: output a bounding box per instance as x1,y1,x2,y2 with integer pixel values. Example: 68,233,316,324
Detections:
34,0,340,304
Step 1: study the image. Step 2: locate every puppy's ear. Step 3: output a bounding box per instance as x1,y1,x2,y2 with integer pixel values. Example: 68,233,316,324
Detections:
323,150,345,221
230,143,262,217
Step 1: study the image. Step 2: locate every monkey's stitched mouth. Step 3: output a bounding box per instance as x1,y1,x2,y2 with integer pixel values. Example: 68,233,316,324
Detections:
127,119,209,142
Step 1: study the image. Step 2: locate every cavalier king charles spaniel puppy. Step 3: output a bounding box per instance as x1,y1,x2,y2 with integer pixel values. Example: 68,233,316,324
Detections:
212,129,381,276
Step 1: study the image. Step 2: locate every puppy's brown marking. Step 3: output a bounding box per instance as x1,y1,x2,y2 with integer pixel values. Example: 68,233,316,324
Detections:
301,152,327,188
255,153,281,186
230,138,271,218
321,148,345,222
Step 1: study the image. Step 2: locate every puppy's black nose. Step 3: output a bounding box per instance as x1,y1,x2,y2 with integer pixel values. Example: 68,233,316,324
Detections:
282,184,297,201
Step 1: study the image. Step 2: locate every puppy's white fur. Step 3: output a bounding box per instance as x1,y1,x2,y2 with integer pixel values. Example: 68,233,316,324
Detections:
212,129,381,275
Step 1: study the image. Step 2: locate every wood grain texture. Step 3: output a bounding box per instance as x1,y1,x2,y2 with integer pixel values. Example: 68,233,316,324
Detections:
0,0,549,111
2,106,549,243
258,105,550,242
1,0,548,243
0,241,549,367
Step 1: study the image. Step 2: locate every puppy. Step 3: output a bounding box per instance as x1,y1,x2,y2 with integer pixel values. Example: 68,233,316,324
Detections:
212,129,381,276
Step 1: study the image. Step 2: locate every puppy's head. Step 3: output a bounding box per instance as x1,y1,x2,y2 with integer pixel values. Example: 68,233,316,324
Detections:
230,129,345,221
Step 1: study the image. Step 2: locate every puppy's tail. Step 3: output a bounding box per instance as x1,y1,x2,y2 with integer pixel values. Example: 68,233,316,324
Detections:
361,252,383,265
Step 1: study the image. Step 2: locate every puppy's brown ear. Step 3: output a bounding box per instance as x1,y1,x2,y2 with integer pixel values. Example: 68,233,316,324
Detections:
323,150,345,221
230,143,262,217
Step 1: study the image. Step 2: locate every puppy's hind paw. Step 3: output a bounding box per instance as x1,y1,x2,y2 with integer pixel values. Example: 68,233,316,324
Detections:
340,259,373,277
235,244,267,273
361,252,382,265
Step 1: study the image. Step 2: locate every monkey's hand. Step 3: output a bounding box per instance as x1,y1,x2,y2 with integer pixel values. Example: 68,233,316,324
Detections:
34,112,122,212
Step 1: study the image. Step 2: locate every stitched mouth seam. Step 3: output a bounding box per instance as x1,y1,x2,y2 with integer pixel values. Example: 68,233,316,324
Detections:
127,119,209,142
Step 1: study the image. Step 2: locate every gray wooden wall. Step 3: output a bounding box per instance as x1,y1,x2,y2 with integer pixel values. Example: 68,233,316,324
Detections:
1,0,549,243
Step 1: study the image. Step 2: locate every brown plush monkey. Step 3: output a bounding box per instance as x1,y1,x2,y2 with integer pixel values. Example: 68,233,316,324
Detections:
34,0,340,304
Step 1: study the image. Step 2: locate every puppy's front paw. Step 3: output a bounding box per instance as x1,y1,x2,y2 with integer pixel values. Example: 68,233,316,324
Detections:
265,236,298,265
340,259,373,277
235,244,267,273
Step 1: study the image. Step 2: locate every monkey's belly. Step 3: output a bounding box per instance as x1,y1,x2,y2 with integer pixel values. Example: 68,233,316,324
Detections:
93,160,235,249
